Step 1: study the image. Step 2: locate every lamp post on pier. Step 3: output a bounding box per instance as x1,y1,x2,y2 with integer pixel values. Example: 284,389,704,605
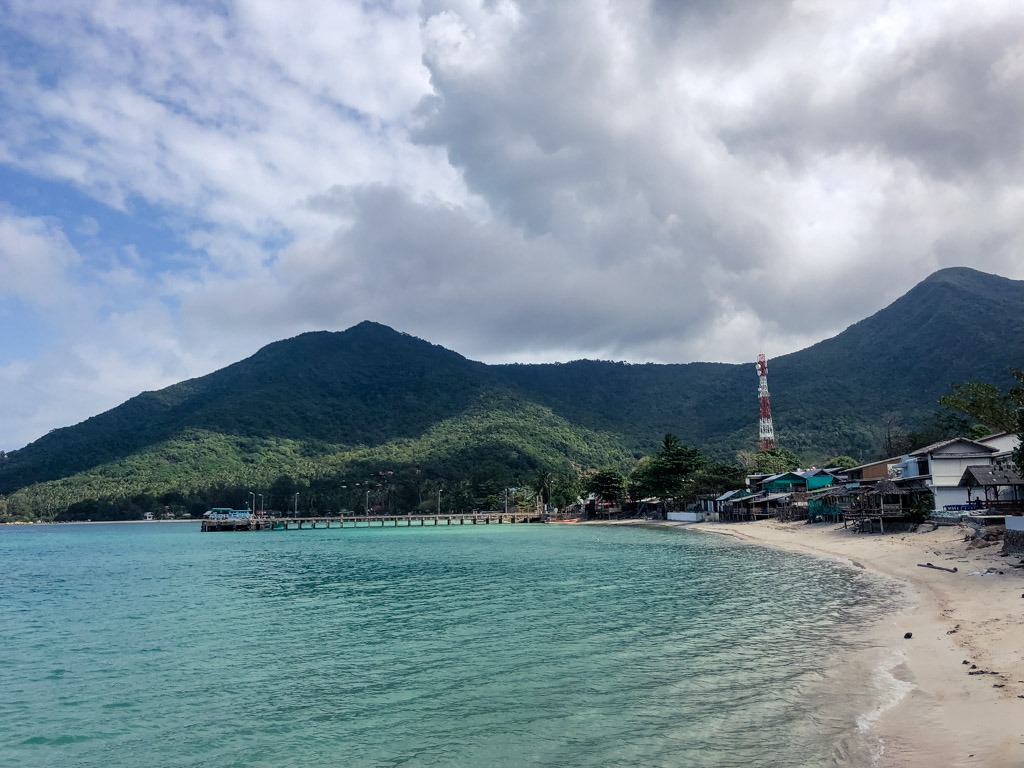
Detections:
365,490,370,515
438,488,442,514
293,492,299,517
248,491,255,515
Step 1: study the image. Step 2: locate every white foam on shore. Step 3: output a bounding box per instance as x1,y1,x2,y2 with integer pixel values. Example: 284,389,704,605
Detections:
855,648,915,764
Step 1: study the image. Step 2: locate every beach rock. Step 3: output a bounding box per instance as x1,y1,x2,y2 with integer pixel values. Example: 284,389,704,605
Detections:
967,538,996,549
904,632,913,639
1002,529,1024,554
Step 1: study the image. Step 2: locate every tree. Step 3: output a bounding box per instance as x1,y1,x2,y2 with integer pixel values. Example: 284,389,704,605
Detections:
628,456,656,500
634,434,706,499
586,468,626,503
688,462,746,499
268,474,297,514
533,469,555,506
825,455,859,469
939,380,1018,433
881,411,910,457
939,369,1024,479
737,446,800,475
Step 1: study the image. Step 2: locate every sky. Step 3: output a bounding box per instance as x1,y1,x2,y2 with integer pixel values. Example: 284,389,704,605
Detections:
2,0,1024,452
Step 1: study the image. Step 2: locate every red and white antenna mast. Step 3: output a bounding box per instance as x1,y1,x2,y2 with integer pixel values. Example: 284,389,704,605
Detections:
755,353,776,452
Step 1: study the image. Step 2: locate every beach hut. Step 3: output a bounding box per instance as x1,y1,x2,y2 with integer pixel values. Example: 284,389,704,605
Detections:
956,465,1024,516
845,479,913,532
718,489,756,522
805,485,848,522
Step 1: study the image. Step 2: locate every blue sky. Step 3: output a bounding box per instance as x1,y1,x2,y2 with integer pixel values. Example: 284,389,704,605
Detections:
2,0,1024,451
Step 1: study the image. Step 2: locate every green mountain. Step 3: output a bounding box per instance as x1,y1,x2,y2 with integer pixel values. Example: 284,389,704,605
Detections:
500,267,1024,459
2,267,1022,520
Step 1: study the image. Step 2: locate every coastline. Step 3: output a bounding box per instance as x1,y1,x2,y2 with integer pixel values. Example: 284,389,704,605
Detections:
625,518,1024,767
0,518,199,525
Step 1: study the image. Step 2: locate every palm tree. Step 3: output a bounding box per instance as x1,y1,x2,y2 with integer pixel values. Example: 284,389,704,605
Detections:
533,469,555,507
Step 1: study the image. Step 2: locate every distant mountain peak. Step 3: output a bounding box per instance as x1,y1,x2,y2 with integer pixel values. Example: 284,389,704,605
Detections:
922,266,1020,289
346,320,397,334
925,266,990,280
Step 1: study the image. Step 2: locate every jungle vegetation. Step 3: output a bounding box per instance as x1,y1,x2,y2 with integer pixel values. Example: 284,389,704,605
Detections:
1,267,1022,521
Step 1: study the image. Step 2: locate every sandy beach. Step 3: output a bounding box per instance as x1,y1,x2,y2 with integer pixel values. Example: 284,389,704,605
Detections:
652,519,1024,767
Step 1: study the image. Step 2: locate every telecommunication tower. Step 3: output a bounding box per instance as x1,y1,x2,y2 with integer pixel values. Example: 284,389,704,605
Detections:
755,353,776,452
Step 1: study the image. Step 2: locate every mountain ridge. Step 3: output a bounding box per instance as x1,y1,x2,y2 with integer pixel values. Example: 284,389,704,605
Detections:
2,267,1022,516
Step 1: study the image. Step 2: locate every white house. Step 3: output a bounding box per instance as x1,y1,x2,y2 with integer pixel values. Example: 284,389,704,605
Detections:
893,437,1019,511
975,431,1020,453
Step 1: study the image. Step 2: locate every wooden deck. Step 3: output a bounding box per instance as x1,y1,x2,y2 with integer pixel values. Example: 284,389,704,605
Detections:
201,511,545,532
842,509,911,533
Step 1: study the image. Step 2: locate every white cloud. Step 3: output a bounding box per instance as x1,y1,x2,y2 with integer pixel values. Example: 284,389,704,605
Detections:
1,0,1024,450
0,213,81,307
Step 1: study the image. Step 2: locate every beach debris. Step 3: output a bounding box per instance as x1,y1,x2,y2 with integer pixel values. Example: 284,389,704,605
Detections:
903,632,913,639
917,562,958,573
968,669,999,676
963,660,971,665
968,568,1002,576
946,625,960,635
993,684,1005,688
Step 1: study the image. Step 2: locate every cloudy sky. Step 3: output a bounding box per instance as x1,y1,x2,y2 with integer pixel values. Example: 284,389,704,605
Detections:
2,0,1023,451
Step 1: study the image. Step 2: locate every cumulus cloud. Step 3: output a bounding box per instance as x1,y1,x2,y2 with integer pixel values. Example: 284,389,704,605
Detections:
0,213,81,307
1,0,1023,449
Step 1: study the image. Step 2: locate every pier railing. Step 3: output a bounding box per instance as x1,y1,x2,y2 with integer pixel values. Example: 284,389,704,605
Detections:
201,511,545,532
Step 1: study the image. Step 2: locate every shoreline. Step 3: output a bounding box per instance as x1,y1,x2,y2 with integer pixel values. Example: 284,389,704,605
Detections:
0,518,199,525
623,518,1024,767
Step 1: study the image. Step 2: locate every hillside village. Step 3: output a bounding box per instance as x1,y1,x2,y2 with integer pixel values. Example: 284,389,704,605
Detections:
672,431,1024,554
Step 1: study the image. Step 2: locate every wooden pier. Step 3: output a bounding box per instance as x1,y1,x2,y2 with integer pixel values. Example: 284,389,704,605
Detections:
201,511,545,532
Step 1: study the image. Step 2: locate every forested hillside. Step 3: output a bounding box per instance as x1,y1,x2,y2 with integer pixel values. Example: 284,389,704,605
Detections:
1,267,1021,520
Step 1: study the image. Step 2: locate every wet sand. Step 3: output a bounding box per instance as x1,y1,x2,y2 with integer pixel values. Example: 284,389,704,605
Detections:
629,518,1024,767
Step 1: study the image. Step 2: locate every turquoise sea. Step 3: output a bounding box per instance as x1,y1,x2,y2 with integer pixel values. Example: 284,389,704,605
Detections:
1,522,898,767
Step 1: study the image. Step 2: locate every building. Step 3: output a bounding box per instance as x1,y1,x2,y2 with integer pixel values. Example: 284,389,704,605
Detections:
893,435,1021,511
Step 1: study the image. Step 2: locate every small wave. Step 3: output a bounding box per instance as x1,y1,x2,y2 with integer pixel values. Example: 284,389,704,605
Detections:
21,734,94,746
856,649,914,734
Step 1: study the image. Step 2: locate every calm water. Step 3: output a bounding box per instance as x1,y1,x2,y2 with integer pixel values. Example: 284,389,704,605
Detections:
0,522,897,767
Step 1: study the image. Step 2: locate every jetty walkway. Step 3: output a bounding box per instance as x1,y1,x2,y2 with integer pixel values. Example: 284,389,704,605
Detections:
201,511,545,532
